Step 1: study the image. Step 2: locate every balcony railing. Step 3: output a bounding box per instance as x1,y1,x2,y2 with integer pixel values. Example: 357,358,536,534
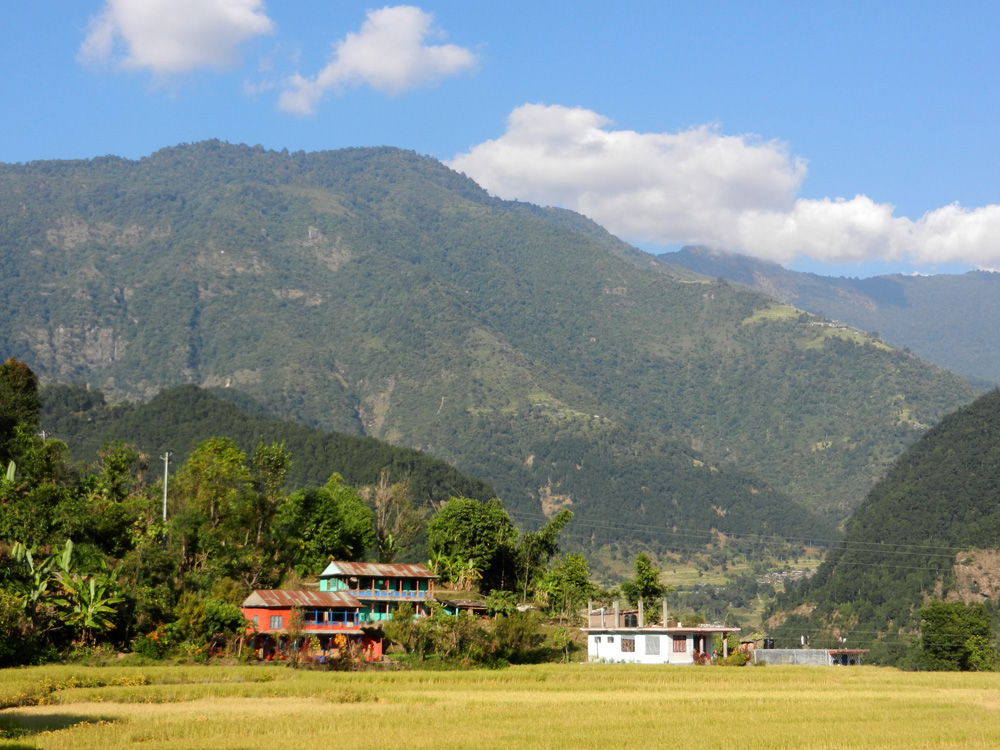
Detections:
349,588,432,600
300,618,360,631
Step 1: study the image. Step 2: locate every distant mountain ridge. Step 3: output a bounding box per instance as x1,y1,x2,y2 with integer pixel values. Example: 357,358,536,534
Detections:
0,141,978,549
659,246,1000,385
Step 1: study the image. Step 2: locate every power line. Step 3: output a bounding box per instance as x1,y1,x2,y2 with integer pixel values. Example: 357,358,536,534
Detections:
510,508,1000,559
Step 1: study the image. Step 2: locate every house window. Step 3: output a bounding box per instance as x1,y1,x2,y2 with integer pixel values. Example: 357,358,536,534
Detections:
645,635,660,655
607,636,614,644
621,637,635,653
594,636,601,643
270,615,283,630
673,636,687,653
252,615,258,627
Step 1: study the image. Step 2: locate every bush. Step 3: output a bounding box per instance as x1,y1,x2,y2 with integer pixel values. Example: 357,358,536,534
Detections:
715,651,749,667
132,624,173,659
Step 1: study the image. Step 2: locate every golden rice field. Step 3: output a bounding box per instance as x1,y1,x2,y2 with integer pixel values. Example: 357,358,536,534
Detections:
3,663,1000,749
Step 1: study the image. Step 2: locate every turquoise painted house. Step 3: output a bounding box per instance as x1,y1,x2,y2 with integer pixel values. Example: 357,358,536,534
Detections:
318,561,437,622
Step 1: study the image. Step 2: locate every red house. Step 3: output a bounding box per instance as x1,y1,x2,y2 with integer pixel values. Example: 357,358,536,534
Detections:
241,588,384,661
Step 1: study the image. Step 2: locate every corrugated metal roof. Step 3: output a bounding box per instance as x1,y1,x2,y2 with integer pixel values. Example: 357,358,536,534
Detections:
319,561,436,579
441,599,488,609
242,589,362,608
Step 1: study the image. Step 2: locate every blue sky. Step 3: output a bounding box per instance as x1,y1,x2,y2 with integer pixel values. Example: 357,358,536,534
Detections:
3,2,1000,277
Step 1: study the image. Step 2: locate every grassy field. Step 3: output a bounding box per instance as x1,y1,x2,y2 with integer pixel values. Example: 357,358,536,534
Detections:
3,663,1000,749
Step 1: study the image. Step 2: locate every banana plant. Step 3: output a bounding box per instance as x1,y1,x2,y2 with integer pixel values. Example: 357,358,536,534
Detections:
9,540,64,636
426,550,450,579
11,541,55,608
51,542,124,645
450,556,483,592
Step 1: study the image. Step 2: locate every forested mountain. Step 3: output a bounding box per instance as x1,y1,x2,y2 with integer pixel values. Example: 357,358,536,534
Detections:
40,383,495,508
40,382,832,549
768,389,1000,663
660,246,1000,386
0,141,978,549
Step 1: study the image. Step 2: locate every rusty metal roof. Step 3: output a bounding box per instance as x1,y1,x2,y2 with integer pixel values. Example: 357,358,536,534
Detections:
441,599,489,609
319,561,436,579
242,589,362,609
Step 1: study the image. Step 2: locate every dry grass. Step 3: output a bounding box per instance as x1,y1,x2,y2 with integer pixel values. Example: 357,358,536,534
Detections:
3,664,1000,749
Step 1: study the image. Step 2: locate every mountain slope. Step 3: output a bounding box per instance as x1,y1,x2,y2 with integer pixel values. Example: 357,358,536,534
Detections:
0,142,977,543
768,388,1000,663
660,246,1000,385
41,382,831,547
40,382,497,507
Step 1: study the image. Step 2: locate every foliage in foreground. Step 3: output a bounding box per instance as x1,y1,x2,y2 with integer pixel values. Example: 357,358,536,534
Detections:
382,602,551,667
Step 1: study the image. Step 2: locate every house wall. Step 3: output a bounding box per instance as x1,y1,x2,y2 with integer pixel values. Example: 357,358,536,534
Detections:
240,606,361,633
242,606,281,631
752,649,833,666
588,632,696,665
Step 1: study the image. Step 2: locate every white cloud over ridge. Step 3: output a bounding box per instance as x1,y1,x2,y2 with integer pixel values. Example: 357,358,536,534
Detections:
79,0,274,75
278,6,478,115
449,104,1000,269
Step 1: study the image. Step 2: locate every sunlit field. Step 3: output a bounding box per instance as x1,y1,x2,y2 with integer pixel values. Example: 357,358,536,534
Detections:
3,663,1000,749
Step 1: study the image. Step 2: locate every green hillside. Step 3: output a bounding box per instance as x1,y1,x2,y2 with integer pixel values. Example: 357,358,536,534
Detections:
768,388,1000,663
40,382,496,508
661,246,1000,386
40,382,832,549
0,141,978,546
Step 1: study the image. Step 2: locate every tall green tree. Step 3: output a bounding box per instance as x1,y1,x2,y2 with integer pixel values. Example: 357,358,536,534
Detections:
249,440,292,546
173,437,251,530
169,437,253,588
427,497,518,593
84,441,151,558
516,509,573,602
621,553,669,618
920,601,997,671
362,468,423,563
0,358,41,466
280,473,374,574
538,552,595,619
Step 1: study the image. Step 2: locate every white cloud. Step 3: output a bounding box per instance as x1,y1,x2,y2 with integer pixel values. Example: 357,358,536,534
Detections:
736,197,910,264
79,0,274,75
278,6,478,115
450,104,1000,269
449,104,806,247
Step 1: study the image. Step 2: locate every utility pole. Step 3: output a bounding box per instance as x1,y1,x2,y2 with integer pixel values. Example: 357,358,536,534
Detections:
161,451,170,549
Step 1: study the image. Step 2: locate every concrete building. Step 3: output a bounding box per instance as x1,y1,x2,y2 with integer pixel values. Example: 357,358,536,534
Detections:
583,600,740,665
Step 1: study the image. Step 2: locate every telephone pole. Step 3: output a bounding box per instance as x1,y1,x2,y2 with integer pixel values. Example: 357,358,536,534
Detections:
161,451,171,549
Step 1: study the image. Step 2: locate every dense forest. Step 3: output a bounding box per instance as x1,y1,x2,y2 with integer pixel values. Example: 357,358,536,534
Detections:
768,388,1000,665
41,383,495,511
662,245,1000,387
39,382,833,559
0,141,978,542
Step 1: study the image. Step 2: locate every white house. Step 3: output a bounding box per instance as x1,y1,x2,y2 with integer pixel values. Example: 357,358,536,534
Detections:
583,600,740,665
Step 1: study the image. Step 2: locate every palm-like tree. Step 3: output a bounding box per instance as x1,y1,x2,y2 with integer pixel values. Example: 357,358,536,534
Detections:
52,544,124,646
